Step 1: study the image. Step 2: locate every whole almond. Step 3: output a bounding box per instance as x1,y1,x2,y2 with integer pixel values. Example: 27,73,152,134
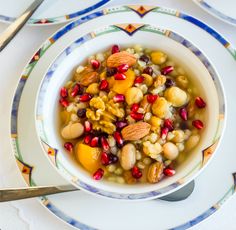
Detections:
107,51,137,68
121,122,150,141
74,67,99,86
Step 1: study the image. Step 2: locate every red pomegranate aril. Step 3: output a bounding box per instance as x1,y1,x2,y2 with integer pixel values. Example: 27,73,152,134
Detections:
134,76,145,84
101,152,110,165
80,93,92,102
111,44,120,54
90,59,100,69
192,120,204,129
99,79,109,91
147,94,158,104
130,112,144,121
60,87,68,98
161,127,169,139
113,94,125,103
164,167,176,176
90,137,99,147
164,119,174,131
114,73,126,80
179,107,188,121
161,66,174,75
71,84,80,97
131,103,139,112
64,142,73,152
113,131,124,147
84,134,92,145
93,168,104,180
132,166,142,179
115,121,128,129
101,136,110,152
59,98,69,107
84,121,92,132
195,97,206,108
117,64,129,73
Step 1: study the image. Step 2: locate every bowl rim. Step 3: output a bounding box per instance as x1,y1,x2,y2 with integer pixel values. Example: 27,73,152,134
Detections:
35,23,226,200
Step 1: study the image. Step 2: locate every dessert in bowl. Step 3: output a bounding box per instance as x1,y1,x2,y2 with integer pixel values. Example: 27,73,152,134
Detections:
35,24,225,200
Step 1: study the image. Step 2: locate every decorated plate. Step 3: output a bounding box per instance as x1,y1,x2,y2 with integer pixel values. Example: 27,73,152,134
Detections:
193,0,236,26
0,0,110,25
11,5,236,230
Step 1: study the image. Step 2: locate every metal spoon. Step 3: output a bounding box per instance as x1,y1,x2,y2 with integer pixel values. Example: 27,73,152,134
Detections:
0,0,44,52
0,181,194,202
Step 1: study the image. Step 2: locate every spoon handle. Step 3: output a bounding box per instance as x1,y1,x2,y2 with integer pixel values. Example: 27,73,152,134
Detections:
0,185,77,202
0,0,44,52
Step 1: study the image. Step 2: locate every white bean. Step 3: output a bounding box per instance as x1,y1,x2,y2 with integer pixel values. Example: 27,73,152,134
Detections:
163,142,179,160
61,122,84,139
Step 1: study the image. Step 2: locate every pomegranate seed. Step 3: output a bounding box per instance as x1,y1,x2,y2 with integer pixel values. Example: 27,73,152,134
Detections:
110,154,118,164
179,108,188,121
113,94,125,103
139,54,149,63
60,87,68,98
147,94,158,104
143,66,153,75
134,76,145,84
111,45,120,54
113,131,124,147
64,142,73,152
161,127,169,139
101,136,110,152
90,137,99,147
93,168,104,180
90,59,100,69
71,84,80,97
115,121,128,129
101,152,110,165
192,120,204,129
164,167,176,176
117,64,129,73
165,78,175,88
164,119,174,131
114,73,126,80
99,79,109,91
130,112,144,121
132,166,142,179
131,103,139,112
80,93,92,102
84,134,92,145
84,121,92,132
59,98,69,107
161,66,174,75
195,97,206,108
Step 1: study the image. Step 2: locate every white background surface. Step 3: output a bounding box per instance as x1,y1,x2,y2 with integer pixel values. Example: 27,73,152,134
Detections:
0,0,236,230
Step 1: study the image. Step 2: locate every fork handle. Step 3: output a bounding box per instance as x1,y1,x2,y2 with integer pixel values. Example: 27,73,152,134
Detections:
0,0,44,52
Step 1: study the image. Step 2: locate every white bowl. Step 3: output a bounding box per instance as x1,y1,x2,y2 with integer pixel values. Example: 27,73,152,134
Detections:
35,24,226,200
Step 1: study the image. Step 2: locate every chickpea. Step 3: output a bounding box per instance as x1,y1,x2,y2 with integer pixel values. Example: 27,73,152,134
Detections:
164,86,188,107
125,87,143,105
150,51,167,65
185,135,200,151
86,83,99,94
176,75,189,89
172,130,185,143
149,116,162,129
142,74,153,87
163,142,179,160
152,97,170,118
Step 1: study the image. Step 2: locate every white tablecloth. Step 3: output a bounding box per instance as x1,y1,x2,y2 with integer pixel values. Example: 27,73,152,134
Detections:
0,0,236,229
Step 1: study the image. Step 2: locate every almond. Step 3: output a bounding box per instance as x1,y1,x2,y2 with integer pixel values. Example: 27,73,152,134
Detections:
74,67,99,86
107,51,137,68
121,122,150,141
